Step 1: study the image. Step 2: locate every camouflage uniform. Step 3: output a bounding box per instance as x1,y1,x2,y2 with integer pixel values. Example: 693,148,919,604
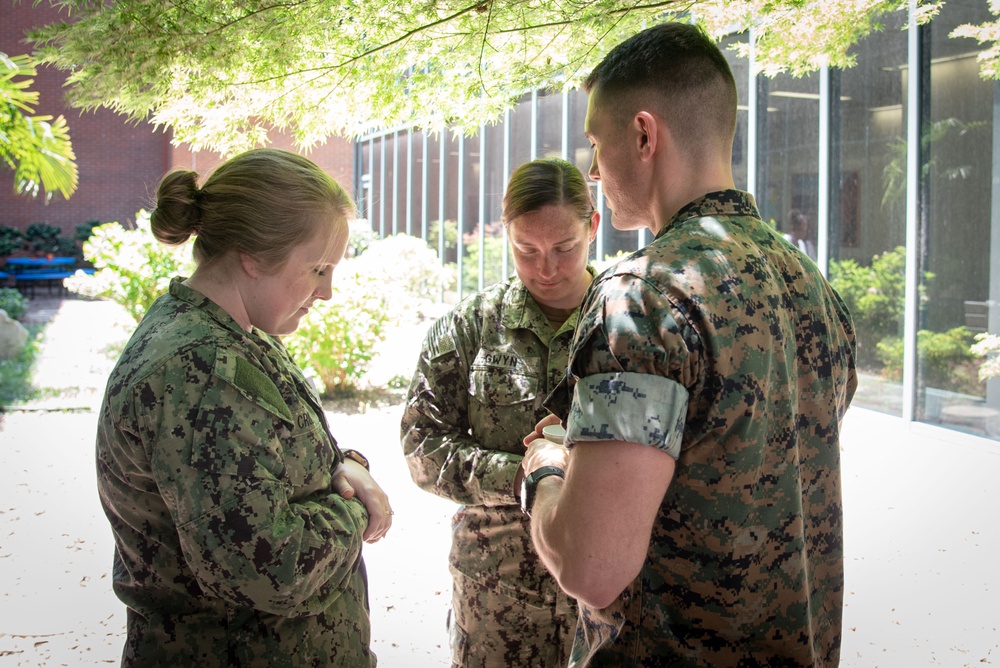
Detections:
401,276,585,667
97,278,375,667
546,191,858,667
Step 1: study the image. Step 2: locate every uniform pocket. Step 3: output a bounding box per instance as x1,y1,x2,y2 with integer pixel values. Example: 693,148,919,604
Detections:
468,366,538,407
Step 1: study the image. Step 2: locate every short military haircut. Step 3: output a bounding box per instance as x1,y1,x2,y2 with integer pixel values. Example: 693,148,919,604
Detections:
584,22,738,156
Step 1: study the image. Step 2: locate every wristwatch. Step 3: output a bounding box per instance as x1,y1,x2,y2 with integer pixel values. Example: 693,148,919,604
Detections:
520,466,566,517
341,449,370,470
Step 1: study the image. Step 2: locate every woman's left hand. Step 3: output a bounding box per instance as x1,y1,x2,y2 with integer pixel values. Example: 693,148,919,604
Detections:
332,460,393,543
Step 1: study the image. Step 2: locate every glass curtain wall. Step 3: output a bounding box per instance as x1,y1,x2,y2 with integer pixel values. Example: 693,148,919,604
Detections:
356,4,1000,443
756,67,820,255
917,1,999,438
720,33,750,192
829,8,909,416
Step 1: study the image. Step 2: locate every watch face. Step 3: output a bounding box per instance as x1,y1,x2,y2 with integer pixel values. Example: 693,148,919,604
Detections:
520,478,531,515
520,466,565,516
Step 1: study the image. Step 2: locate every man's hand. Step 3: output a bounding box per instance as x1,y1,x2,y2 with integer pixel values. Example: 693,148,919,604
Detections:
332,459,393,543
517,414,568,495
522,435,569,475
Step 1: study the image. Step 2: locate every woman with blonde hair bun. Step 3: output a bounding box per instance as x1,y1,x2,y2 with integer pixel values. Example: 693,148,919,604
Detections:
97,148,390,667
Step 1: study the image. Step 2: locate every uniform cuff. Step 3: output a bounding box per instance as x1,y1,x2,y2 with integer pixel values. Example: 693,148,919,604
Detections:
568,371,687,459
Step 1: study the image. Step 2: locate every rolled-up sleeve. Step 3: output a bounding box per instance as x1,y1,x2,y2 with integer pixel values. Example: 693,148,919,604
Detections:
568,371,686,459
565,273,700,460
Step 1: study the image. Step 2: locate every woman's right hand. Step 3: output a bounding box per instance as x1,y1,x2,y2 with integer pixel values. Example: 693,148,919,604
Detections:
331,460,393,542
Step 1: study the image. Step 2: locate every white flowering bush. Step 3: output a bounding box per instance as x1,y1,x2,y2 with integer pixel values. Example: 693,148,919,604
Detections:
972,332,1000,382
64,211,195,323
285,233,449,396
349,233,450,322
284,265,390,396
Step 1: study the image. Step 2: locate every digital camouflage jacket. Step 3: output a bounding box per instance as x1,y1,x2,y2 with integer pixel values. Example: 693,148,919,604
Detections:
547,191,858,667
401,276,583,666
97,278,375,667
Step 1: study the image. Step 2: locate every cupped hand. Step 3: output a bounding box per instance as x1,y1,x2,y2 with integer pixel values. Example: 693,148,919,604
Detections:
524,413,563,448
522,435,570,477
332,459,393,543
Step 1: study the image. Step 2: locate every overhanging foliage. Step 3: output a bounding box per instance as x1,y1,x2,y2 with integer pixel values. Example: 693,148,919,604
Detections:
27,0,950,155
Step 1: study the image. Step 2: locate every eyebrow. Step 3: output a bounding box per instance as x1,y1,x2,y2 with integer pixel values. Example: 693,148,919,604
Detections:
513,236,580,248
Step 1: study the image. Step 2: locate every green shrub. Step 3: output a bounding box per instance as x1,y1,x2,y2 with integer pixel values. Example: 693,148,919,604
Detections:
72,220,103,264
828,246,933,369
462,234,506,293
971,332,1000,382
75,220,102,242
877,326,984,396
284,267,390,396
284,234,449,396
351,233,451,320
64,211,195,323
347,219,376,258
23,222,63,254
427,219,459,256
0,226,22,257
0,287,27,320
0,325,42,408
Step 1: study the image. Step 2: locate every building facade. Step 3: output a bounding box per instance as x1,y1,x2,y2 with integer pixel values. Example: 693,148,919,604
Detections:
355,1,1000,445
1,3,354,238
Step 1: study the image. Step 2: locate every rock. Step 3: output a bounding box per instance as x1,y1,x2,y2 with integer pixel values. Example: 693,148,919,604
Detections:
0,309,29,360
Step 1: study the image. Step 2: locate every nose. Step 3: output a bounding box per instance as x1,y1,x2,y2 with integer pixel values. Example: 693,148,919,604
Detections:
588,153,600,182
539,252,557,279
314,276,334,301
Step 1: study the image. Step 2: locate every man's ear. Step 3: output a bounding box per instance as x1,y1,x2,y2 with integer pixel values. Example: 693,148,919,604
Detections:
634,111,659,162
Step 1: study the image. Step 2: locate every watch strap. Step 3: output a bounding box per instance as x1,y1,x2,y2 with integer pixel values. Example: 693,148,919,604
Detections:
341,449,370,470
520,465,565,517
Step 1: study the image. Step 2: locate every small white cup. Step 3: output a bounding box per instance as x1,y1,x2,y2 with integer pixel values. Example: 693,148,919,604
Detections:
541,424,566,445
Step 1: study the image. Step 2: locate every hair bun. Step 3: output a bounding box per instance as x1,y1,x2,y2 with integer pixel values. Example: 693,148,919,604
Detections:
150,170,202,246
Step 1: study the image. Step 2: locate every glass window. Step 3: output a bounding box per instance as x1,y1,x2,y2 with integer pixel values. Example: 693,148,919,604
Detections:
917,1,999,439
828,8,908,416
536,89,563,158
410,130,428,240
393,130,408,236
509,92,534,167
720,33,749,192
358,138,372,226
424,129,453,304
757,68,819,255
378,133,398,239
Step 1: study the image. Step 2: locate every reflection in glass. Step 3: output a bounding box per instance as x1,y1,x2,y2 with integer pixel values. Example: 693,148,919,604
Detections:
917,1,999,439
827,8,908,417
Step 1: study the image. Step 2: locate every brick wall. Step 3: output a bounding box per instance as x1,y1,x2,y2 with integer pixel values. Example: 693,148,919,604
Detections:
1,3,355,238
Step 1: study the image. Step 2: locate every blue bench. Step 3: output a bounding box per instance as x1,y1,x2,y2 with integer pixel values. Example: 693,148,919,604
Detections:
12,270,76,296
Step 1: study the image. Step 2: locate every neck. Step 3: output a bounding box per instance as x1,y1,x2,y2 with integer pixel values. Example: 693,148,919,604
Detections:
186,265,253,332
537,301,576,330
650,162,735,236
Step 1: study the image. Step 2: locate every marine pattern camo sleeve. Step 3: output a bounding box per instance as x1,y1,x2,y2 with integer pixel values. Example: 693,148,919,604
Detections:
401,281,557,508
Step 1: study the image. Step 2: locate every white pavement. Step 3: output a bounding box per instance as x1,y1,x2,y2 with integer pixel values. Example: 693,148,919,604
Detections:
1,297,998,666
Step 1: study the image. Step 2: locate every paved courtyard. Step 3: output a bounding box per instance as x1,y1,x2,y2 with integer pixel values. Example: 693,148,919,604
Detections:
1,296,998,666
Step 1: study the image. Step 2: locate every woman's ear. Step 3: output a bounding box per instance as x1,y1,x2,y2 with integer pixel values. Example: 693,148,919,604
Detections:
239,252,260,279
588,209,601,243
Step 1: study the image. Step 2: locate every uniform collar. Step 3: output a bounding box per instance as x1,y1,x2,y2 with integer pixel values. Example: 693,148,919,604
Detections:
656,190,760,240
501,267,597,339
169,276,258,340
